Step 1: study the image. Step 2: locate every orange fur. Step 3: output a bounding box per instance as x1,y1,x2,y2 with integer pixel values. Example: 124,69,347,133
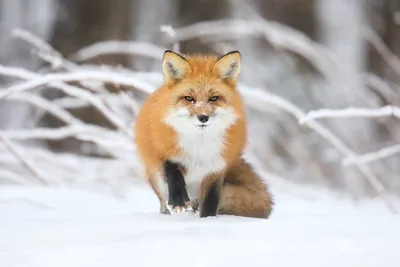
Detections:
134,50,273,218
219,158,274,218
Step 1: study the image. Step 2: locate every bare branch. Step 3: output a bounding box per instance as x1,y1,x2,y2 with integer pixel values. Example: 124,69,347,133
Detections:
364,73,400,104
0,67,154,98
72,41,166,62
363,28,400,77
12,28,74,69
0,169,30,185
7,92,84,125
300,105,400,125
160,25,180,53
343,144,400,166
0,135,47,184
0,125,100,141
0,65,138,136
12,28,110,93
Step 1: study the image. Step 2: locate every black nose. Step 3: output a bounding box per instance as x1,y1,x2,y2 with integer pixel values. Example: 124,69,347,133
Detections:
197,115,209,123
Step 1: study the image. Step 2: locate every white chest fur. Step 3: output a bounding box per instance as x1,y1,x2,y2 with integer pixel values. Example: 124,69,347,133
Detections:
173,129,227,199
163,107,238,200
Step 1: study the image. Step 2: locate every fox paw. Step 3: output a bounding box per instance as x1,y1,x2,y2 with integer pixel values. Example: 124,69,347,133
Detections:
166,201,193,215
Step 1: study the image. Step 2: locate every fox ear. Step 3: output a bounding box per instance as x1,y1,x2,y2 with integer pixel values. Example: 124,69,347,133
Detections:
162,50,191,83
212,51,241,82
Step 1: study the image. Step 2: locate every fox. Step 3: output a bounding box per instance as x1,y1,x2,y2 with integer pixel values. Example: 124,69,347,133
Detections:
134,49,273,218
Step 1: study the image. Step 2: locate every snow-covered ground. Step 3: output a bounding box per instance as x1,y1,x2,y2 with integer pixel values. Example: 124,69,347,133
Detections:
1,179,400,267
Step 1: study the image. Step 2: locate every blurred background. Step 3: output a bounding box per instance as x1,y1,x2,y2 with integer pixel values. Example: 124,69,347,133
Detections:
0,0,399,203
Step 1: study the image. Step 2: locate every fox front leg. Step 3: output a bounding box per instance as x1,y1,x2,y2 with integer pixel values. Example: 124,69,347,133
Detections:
163,160,193,214
198,174,224,218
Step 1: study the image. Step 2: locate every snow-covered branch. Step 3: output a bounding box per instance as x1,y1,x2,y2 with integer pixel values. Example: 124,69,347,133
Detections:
299,105,400,125
0,67,155,99
72,41,166,62
12,28,73,69
0,65,145,136
0,135,47,184
7,92,84,125
298,102,400,168
160,25,180,52
238,85,398,212
364,28,400,77
343,144,400,166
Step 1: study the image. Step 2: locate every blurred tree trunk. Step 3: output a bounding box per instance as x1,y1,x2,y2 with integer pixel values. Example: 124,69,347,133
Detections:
41,0,134,153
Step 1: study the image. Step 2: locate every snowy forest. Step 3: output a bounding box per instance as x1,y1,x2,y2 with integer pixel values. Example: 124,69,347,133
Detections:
1,1,400,266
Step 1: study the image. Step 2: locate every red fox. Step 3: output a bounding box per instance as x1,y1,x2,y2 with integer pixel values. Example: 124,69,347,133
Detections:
134,50,273,218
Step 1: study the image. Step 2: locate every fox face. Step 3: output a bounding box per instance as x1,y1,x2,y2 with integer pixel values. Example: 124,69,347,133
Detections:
161,50,242,135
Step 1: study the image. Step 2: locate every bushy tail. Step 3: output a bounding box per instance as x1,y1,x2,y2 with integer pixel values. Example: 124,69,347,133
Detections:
218,158,274,219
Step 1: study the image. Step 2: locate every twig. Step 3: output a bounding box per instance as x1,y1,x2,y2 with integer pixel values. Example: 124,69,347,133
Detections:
363,27,400,77
119,91,141,115
0,135,47,184
160,25,180,53
12,28,74,69
343,144,400,166
0,169,29,185
364,73,400,104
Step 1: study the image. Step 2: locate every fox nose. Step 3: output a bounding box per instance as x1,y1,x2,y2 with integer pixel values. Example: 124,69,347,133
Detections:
197,115,209,123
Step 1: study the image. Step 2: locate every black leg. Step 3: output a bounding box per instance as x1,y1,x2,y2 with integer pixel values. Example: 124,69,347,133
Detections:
200,179,221,218
163,160,190,209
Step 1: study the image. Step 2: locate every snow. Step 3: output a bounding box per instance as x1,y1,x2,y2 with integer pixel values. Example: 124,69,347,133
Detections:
1,180,400,267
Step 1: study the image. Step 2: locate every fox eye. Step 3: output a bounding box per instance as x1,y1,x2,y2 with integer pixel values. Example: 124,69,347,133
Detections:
209,96,219,102
184,96,194,102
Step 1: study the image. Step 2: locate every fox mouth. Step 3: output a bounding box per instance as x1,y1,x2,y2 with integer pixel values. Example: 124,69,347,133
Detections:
197,124,209,130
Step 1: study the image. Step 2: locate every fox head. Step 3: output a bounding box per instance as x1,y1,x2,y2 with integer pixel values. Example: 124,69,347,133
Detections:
161,50,244,135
